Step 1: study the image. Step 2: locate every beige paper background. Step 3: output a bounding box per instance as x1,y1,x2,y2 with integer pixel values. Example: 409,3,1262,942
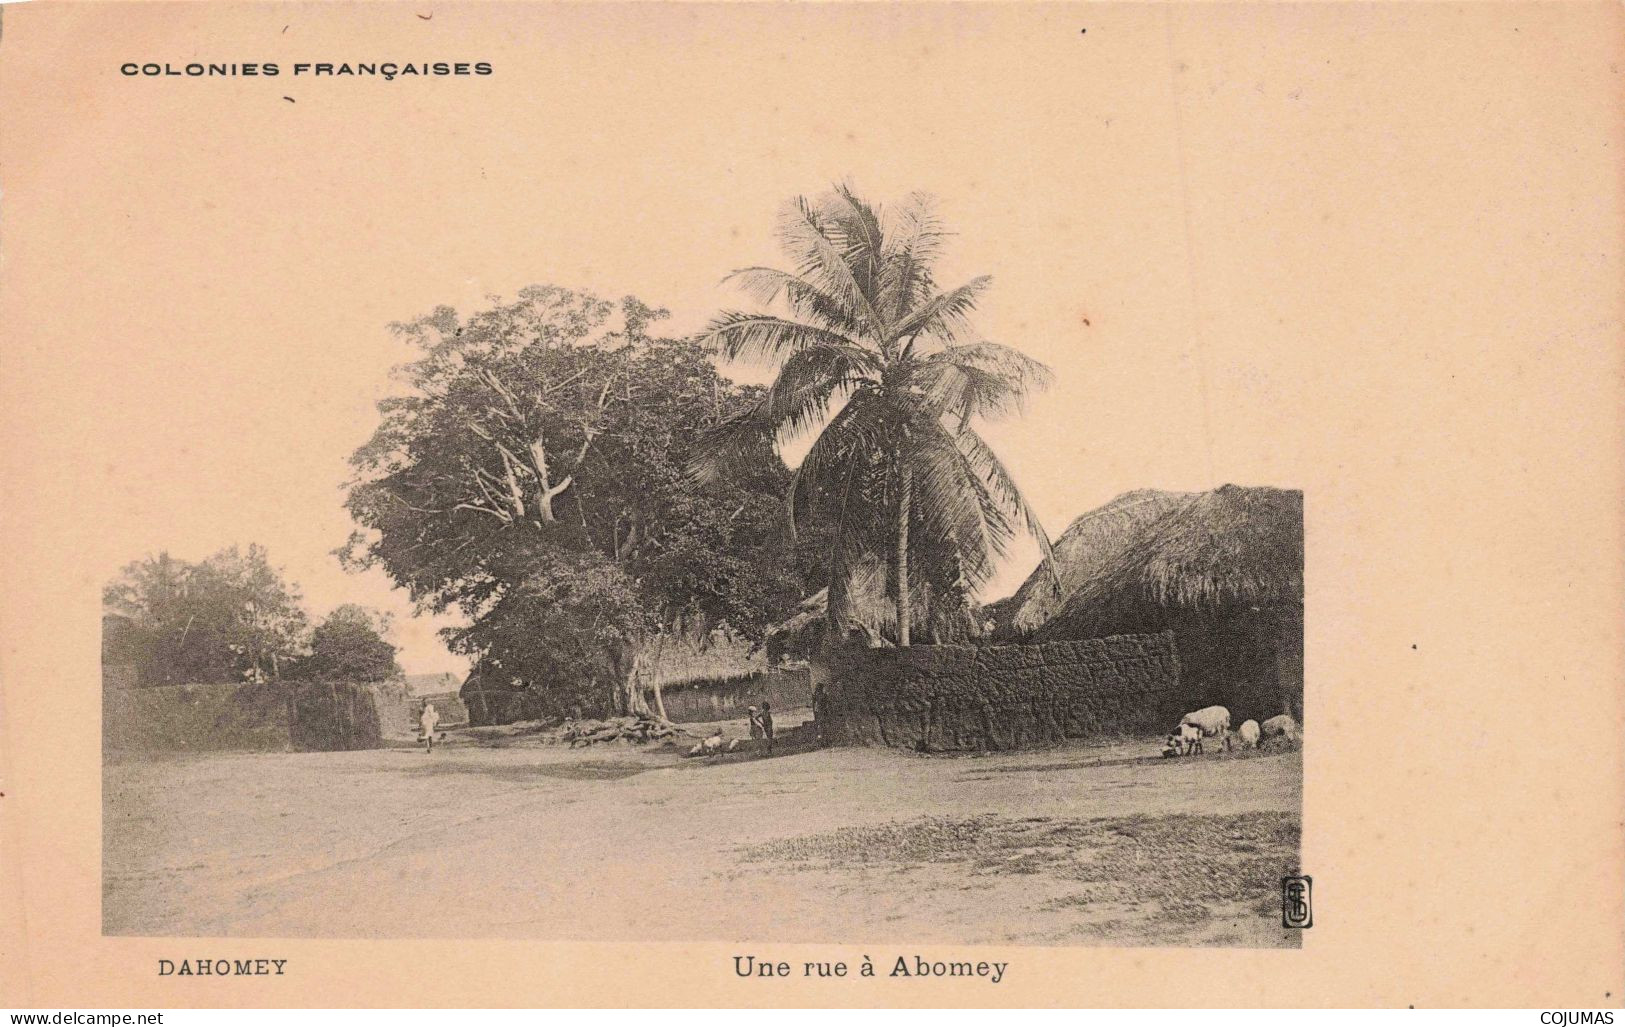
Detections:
2,0,1622,1008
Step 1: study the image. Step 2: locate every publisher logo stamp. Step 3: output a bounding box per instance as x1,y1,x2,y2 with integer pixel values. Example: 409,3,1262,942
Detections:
1281,876,1313,928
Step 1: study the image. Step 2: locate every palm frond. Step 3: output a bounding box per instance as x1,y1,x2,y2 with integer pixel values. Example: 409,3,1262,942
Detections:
786,387,887,523
777,195,884,333
786,388,892,600
954,426,1059,592
918,341,1054,423
878,192,948,320
907,413,1022,588
685,400,775,487
912,471,1002,589
700,311,860,366
926,341,1054,385
685,346,872,486
891,276,993,344
725,267,860,333
824,184,887,309
757,344,879,443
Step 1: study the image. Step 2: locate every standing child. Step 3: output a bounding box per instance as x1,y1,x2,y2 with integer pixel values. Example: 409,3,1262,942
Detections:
747,705,764,751
761,701,775,755
420,701,440,753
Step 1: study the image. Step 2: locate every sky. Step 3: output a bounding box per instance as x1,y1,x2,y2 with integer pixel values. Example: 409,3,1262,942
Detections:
6,3,1618,673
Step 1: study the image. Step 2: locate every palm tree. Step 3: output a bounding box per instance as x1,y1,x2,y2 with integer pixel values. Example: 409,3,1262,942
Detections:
693,185,1056,646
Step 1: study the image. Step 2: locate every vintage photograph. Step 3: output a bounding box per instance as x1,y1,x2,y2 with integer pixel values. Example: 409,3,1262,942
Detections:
101,182,1303,947
4,0,1621,1010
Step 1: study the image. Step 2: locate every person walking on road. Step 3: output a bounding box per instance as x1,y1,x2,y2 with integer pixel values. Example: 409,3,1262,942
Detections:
420,701,441,753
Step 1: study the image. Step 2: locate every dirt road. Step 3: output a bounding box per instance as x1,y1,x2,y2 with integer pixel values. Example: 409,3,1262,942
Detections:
103,731,1301,947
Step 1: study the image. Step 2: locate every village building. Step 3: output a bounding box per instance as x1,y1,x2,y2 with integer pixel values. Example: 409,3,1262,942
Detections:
1034,484,1304,725
981,488,1195,639
459,619,811,726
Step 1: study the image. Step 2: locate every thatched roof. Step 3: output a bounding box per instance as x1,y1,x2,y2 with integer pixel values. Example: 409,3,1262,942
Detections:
988,488,1194,635
765,555,981,660
764,561,898,661
641,627,769,688
1036,484,1303,640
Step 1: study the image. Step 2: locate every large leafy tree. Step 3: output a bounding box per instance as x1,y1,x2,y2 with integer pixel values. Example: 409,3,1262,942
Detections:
300,604,402,682
694,186,1054,645
340,285,807,716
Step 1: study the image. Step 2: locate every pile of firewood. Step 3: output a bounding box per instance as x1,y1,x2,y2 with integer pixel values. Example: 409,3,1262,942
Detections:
554,716,680,748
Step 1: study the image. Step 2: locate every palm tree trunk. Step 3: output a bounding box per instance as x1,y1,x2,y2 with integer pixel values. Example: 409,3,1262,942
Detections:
896,464,912,647
822,555,851,655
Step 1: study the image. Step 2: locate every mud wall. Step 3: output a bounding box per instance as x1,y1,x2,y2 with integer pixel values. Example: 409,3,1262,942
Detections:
287,680,385,752
460,684,550,727
103,677,393,753
103,681,290,754
814,632,1182,751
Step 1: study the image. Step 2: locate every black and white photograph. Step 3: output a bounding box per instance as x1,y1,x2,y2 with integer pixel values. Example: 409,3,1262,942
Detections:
99,177,1305,946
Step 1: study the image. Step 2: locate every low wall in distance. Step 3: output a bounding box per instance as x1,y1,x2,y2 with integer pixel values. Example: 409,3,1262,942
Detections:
103,681,289,754
103,677,393,753
397,692,470,738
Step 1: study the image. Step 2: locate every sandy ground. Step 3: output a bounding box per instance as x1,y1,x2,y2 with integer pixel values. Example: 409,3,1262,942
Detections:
103,718,1302,947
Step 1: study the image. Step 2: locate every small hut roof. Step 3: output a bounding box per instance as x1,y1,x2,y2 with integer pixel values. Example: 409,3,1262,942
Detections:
764,560,900,660
765,588,834,659
1037,484,1303,640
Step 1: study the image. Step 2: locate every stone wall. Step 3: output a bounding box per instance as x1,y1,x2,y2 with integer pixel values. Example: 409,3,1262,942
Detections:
814,632,1182,751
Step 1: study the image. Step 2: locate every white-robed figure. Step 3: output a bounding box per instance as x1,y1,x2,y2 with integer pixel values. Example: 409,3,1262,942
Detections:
419,701,441,752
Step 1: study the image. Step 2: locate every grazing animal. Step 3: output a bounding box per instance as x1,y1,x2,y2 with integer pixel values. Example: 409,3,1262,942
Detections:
1174,722,1204,755
701,730,726,755
1260,714,1301,745
1238,719,1262,749
1179,705,1233,753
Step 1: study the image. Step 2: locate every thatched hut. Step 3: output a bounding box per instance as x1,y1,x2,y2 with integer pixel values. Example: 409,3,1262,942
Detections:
765,556,981,664
459,618,784,725
985,489,1193,638
1036,484,1303,723
764,577,891,664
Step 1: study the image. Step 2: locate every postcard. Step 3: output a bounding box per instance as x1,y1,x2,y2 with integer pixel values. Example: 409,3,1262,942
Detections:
1,0,1621,1009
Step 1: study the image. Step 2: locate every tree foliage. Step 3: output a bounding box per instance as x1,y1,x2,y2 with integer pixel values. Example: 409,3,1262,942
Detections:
103,545,311,684
302,604,402,682
340,285,810,715
693,185,1055,644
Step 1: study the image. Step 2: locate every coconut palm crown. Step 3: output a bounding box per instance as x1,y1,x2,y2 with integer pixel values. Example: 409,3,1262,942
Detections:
692,185,1056,645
